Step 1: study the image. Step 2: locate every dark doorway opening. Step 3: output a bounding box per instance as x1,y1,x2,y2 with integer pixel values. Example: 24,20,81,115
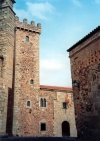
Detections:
6,88,14,136
62,121,70,137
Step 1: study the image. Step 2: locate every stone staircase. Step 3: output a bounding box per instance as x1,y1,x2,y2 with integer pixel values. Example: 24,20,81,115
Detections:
0,137,86,141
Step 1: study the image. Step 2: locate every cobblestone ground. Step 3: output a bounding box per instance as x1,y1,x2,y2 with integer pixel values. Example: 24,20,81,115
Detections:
0,137,86,141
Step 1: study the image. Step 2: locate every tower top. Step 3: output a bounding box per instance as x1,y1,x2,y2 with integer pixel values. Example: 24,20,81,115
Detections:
0,0,16,9
15,17,41,34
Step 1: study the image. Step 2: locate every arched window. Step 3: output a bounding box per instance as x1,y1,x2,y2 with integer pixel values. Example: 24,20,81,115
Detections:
26,36,29,42
30,79,34,84
40,98,46,107
44,98,46,107
27,101,30,107
40,98,43,107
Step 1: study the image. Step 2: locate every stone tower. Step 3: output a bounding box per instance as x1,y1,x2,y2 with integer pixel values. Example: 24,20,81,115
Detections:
12,17,41,136
0,0,15,135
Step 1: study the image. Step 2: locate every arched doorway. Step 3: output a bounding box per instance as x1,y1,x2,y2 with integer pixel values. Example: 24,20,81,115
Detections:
62,121,70,137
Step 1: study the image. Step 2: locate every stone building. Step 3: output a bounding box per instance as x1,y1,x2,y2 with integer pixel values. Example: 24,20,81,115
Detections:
67,26,100,140
39,85,77,137
0,0,77,137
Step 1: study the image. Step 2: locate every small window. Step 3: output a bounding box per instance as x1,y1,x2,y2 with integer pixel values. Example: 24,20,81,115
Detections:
62,102,67,109
26,36,29,42
41,123,46,131
44,98,46,107
30,79,34,84
40,98,43,107
40,98,46,107
27,101,30,107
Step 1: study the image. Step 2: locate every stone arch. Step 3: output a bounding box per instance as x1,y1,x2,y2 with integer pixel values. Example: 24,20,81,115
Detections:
54,113,77,137
62,121,70,137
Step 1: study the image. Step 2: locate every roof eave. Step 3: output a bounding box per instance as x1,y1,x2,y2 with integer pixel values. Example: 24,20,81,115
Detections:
67,26,100,52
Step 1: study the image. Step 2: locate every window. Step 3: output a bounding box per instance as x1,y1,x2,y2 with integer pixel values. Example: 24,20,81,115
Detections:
26,36,29,42
40,98,46,107
27,101,30,107
40,98,43,107
62,102,67,109
30,79,34,84
44,98,46,107
41,123,46,131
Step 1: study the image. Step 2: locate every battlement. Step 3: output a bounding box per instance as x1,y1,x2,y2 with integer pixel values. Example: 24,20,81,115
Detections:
15,16,41,34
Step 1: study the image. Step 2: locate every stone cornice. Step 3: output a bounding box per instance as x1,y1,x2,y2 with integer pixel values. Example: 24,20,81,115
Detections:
68,30,100,58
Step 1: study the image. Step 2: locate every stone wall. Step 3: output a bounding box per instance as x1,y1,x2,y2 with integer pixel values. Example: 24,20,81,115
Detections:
68,27,100,140
40,86,77,137
38,89,56,136
12,18,41,136
54,92,77,137
0,0,15,135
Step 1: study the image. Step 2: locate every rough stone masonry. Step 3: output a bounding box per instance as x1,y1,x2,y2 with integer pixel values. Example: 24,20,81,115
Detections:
0,0,77,137
67,26,100,140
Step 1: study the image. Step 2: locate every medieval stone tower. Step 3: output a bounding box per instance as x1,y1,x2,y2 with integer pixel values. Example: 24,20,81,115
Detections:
13,17,41,136
0,0,15,135
0,0,41,136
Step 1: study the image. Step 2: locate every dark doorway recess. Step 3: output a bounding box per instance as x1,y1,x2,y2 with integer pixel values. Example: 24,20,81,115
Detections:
6,88,14,136
62,121,70,137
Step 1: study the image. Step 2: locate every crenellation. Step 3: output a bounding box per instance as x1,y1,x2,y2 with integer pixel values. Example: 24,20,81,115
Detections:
23,18,27,24
31,21,35,26
37,23,41,28
16,18,41,34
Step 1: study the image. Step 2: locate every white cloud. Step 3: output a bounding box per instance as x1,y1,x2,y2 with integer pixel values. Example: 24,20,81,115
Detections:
41,59,64,70
40,55,72,87
26,1,54,20
71,0,82,7
14,1,55,20
14,8,29,20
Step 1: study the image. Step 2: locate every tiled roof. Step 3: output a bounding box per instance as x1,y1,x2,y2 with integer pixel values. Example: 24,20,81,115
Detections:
40,85,72,91
67,26,100,52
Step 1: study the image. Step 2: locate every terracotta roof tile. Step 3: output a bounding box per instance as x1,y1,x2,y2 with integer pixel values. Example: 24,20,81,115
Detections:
40,85,72,91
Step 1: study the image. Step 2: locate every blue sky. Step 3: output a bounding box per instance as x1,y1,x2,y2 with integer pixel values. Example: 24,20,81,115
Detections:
14,0,100,87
